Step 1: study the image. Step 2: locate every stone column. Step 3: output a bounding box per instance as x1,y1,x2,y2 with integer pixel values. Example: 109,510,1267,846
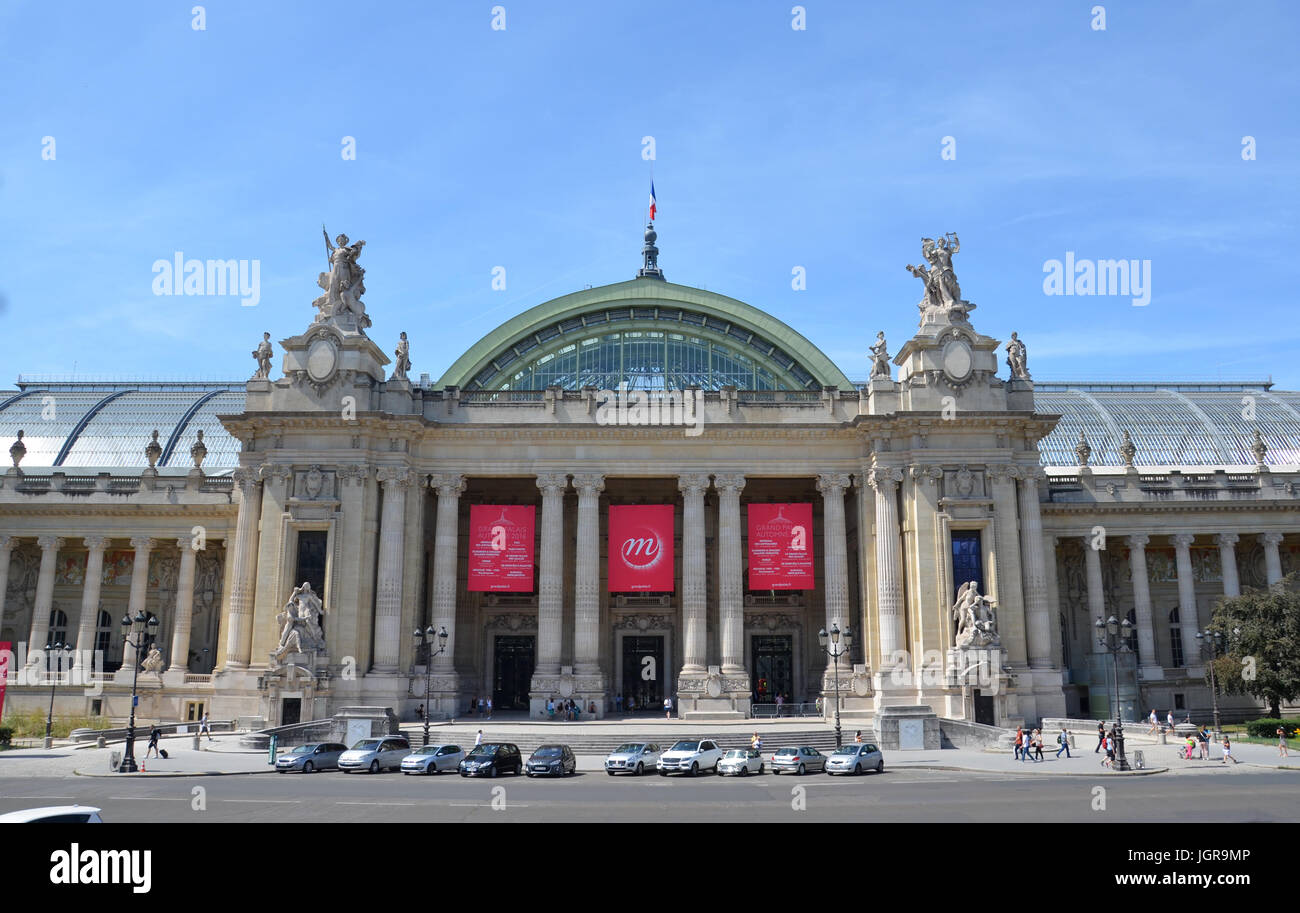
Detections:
222,467,263,669
73,537,109,671
0,536,17,634
1126,535,1161,679
1018,471,1052,669
168,536,199,673
679,473,710,673
1171,534,1202,670
535,473,568,676
868,467,905,661
28,536,65,651
988,466,1028,665
1262,532,1284,586
572,473,605,676
715,473,746,675
1215,533,1240,598
372,467,414,674
1083,535,1107,654
817,473,852,667
428,474,466,676
120,537,155,671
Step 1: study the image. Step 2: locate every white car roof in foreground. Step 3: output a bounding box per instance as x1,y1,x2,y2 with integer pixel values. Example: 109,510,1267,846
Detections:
0,805,103,822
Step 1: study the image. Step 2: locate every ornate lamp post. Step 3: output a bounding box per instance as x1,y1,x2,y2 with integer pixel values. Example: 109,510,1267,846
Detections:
413,625,449,747
1095,614,1133,771
43,641,68,750
1195,628,1226,740
118,611,159,773
818,623,853,749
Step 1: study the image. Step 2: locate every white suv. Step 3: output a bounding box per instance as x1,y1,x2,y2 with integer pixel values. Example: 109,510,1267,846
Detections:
657,738,724,776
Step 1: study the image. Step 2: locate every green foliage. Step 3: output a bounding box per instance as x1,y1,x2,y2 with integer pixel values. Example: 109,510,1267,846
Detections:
1211,573,1300,719
1244,718,1300,739
0,710,114,739
0,727,12,746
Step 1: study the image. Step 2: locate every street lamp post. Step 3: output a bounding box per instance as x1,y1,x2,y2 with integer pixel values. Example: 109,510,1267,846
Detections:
1195,628,1225,740
413,625,449,747
118,611,159,773
817,623,853,749
43,641,68,750
1095,614,1133,771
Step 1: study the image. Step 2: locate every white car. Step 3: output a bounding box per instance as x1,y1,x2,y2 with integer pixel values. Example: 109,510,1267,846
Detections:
717,748,765,776
401,743,465,775
657,738,724,776
0,805,104,823
338,736,411,773
605,742,662,776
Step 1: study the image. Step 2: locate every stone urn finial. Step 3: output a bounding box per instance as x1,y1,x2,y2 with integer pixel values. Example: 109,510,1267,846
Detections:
1119,430,1136,469
9,429,25,469
1251,429,1268,468
1075,431,1092,467
190,429,208,469
145,429,162,469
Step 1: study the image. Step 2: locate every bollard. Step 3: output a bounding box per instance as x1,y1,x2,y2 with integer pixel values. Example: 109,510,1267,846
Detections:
193,732,201,751
1159,727,1168,745
96,736,106,749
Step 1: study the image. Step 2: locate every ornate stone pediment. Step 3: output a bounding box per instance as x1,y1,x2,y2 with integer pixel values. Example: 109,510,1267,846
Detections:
611,613,672,631
485,612,535,631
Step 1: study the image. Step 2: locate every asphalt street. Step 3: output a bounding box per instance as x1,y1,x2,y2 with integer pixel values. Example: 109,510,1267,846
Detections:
2,767,1296,822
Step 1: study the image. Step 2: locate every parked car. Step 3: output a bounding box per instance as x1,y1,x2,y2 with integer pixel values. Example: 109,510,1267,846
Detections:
338,736,411,773
400,744,465,775
459,742,523,777
770,745,827,775
275,742,348,773
526,744,576,777
657,738,724,776
0,805,103,823
825,742,884,776
718,748,765,777
605,742,662,776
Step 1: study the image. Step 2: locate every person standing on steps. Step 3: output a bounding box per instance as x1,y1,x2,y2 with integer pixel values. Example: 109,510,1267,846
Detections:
474,729,483,748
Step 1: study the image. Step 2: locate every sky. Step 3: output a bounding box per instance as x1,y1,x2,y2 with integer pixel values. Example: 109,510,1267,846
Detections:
2,0,1297,388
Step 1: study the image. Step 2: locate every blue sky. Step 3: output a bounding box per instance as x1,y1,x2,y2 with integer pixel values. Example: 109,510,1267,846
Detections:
2,0,1297,387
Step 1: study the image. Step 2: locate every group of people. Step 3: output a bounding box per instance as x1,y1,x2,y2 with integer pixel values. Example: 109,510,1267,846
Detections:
465,697,493,719
1014,726,1071,762
546,698,597,721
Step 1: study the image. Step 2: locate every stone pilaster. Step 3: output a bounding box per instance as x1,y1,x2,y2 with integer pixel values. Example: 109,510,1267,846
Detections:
678,473,710,674
1126,535,1161,679
572,473,605,676
714,473,746,675
868,467,905,661
371,467,414,673
1018,470,1052,669
73,536,110,671
0,536,15,631
1216,533,1240,597
117,537,155,677
1262,532,1284,586
167,536,200,674
1083,534,1106,654
428,474,465,676
988,465,1028,665
28,536,65,653
534,472,568,676
222,467,263,669
1171,534,1202,672
817,472,852,657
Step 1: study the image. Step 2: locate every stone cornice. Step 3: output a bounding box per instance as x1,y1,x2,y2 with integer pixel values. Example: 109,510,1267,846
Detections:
1041,500,1300,516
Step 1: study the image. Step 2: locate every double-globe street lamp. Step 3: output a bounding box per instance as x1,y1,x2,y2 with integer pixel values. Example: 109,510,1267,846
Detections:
413,625,449,747
43,640,68,750
818,623,853,749
1094,614,1133,771
118,611,159,773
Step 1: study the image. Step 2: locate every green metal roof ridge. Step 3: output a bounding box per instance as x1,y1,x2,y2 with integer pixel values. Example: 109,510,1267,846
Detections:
435,278,854,389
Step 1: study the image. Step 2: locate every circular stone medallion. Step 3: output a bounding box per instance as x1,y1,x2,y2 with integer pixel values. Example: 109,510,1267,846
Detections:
558,679,574,699
306,338,338,382
941,340,973,382
706,677,723,698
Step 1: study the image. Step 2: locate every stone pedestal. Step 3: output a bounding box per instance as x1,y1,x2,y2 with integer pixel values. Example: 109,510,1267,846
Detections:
823,664,875,721
677,666,748,719
873,705,941,750
328,706,400,749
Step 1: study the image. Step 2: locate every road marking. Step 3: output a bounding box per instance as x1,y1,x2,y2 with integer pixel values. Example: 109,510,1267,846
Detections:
448,802,531,808
1,795,78,800
222,799,299,804
108,796,189,801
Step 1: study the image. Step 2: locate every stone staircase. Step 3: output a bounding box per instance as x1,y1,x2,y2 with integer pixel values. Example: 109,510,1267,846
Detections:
397,725,843,756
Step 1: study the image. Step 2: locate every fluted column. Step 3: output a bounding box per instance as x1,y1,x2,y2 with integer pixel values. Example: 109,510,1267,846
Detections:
1126,535,1161,678
168,536,199,672
868,467,905,660
715,473,746,674
817,473,852,673
572,473,605,675
73,537,109,670
1083,535,1106,654
1170,534,1202,670
535,473,568,675
679,473,710,673
1018,470,1052,668
28,536,65,652
1216,533,1240,597
0,536,16,633
428,474,466,675
223,467,263,668
123,537,155,669
1262,532,1284,586
372,467,414,673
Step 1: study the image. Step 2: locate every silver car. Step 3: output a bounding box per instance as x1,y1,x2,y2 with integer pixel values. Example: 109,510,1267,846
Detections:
275,742,348,773
337,736,411,773
605,742,662,776
770,745,827,775
825,742,884,776
401,743,465,775
718,748,765,776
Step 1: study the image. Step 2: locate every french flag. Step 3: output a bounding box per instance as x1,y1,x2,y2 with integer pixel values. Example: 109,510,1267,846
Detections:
648,182,657,221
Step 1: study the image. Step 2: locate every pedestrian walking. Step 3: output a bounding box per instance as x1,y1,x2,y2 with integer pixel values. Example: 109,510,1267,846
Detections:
145,725,162,759
1166,710,1175,732
1222,737,1238,764
615,693,623,714
1101,733,1114,768
1032,729,1044,761
1279,726,1290,758
198,711,213,742
485,697,493,720
474,729,484,748
1146,709,1158,735
415,703,424,721
1014,726,1024,761
1056,727,1072,759
1198,725,1211,760
664,696,673,719
1095,721,1105,753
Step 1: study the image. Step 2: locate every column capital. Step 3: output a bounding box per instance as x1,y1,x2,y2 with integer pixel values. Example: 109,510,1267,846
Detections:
909,464,944,484
376,466,417,488
988,463,1023,483
83,535,111,552
231,466,262,491
713,473,746,495
677,473,710,497
1215,533,1239,549
571,473,606,496
1261,531,1285,547
536,472,569,495
0,535,15,553
817,471,853,495
258,463,293,484
337,464,371,487
1125,534,1149,550
865,466,901,493
429,473,467,498
175,534,200,553
129,536,155,553
1171,533,1196,549
37,536,65,552
1018,465,1047,484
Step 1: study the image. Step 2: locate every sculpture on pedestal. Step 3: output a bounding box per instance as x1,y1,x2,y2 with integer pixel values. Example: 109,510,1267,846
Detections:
140,646,165,674
906,233,975,325
252,332,273,379
1005,331,1030,380
869,331,892,379
271,581,327,667
312,226,372,331
392,331,411,381
9,430,24,469
951,580,999,647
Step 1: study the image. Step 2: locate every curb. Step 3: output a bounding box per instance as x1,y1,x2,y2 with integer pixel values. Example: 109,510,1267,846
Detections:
74,769,278,779
893,764,1169,777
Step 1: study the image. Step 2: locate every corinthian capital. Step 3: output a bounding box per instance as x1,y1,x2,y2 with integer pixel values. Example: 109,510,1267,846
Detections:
82,535,111,552
1125,534,1149,550
536,472,569,496
258,463,293,485
712,473,746,496
429,473,467,498
571,473,606,497
376,466,416,488
866,467,902,493
678,473,710,498
231,466,261,493
37,535,66,552
1262,531,1284,547
1215,533,1239,549
1171,533,1196,550
817,472,853,495
909,464,944,484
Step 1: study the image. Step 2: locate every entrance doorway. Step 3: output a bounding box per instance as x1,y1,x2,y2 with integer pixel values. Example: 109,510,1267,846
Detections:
281,698,301,726
621,636,664,712
752,635,793,703
493,636,535,711
973,689,995,726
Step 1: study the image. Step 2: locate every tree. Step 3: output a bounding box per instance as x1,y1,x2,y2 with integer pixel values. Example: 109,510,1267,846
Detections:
1210,573,1300,718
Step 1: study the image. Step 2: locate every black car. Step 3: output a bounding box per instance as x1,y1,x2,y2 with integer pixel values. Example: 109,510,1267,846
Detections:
526,744,576,777
458,742,523,777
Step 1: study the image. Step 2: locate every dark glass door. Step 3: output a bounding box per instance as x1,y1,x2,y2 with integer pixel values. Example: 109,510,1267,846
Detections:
281,698,301,726
621,636,664,711
493,636,535,710
295,530,329,637
752,635,793,703
951,531,983,599
973,689,995,726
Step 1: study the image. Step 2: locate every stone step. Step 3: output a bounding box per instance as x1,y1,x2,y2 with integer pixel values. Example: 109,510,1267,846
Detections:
400,726,846,755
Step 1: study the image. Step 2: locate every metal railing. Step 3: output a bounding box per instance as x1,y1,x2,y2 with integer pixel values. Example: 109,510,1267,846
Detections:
750,702,822,718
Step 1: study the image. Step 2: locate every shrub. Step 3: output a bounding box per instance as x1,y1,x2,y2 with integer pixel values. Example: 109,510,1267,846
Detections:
1244,718,1300,739
0,727,12,746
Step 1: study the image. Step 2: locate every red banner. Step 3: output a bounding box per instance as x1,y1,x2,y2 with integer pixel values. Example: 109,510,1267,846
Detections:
608,504,675,592
748,503,815,590
467,505,536,592
0,642,10,723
